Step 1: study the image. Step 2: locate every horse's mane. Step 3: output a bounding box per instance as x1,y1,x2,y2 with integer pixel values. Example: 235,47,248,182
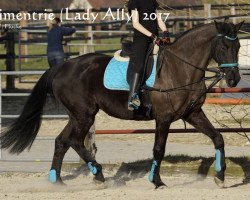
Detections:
171,23,215,44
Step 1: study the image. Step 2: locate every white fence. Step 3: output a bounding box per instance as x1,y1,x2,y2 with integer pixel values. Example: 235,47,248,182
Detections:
0,37,249,160
239,39,250,71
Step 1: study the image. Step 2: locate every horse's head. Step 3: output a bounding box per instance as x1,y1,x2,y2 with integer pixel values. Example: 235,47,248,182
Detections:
211,21,244,88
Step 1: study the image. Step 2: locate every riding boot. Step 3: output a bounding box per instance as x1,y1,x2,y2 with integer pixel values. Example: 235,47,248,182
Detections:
128,73,141,111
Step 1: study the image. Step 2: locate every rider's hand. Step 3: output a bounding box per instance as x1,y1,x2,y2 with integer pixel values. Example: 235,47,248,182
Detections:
150,34,163,46
162,31,171,44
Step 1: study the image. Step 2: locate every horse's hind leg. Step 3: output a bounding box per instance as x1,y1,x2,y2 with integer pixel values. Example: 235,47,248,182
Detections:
149,116,171,188
69,113,105,183
185,109,226,188
49,121,72,184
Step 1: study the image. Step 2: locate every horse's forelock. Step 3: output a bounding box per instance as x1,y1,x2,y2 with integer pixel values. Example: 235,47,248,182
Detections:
221,23,238,36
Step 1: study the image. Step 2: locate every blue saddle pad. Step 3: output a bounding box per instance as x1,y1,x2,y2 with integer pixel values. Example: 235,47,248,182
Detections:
104,57,157,91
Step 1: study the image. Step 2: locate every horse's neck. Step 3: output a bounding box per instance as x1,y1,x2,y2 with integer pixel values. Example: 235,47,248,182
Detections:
171,24,217,69
160,24,218,86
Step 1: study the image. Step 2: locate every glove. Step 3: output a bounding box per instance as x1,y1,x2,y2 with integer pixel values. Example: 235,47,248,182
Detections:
150,34,163,46
162,31,171,44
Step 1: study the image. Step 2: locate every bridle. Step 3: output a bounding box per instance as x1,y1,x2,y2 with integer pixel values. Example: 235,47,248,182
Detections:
142,34,239,118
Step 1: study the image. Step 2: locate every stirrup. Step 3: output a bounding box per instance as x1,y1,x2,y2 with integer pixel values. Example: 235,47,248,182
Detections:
128,93,141,110
128,102,139,111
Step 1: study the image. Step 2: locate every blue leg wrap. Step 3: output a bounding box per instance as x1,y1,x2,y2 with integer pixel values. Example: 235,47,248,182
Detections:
148,160,157,182
48,169,57,183
215,149,222,172
87,162,98,175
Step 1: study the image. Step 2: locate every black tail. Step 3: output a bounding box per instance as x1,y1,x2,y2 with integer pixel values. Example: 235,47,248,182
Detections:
0,67,57,154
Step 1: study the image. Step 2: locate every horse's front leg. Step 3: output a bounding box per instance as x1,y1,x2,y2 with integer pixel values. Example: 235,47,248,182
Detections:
149,117,171,189
185,108,226,188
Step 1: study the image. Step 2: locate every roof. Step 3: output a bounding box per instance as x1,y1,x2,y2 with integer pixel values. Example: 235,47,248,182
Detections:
158,0,202,6
0,0,202,10
84,0,201,9
0,0,71,10
87,0,124,9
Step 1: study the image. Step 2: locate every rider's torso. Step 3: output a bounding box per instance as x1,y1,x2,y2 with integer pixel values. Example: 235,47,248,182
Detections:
128,0,159,38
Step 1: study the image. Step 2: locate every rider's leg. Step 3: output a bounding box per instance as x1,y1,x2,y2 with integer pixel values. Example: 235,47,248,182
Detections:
127,37,152,110
128,71,141,110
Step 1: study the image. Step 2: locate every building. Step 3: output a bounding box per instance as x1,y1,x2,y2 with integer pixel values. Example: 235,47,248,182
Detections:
0,0,202,10
69,0,124,9
0,0,70,10
158,0,202,6
69,0,202,9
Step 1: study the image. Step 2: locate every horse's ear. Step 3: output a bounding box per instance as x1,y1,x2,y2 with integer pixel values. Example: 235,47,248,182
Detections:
235,21,245,32
214,20,223,33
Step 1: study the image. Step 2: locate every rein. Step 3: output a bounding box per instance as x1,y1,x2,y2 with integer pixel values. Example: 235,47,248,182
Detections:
142,34,238,118
142,45,223,93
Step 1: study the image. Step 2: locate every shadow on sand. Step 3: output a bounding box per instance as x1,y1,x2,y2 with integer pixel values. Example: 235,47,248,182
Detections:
61,155,250,188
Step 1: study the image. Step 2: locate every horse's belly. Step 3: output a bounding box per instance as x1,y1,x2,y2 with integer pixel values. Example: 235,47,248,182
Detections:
97,90,154,121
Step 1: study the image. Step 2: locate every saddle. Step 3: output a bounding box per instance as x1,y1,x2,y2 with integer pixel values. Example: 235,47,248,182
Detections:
120,40,133,58
104,39,164,117
120,39,159,82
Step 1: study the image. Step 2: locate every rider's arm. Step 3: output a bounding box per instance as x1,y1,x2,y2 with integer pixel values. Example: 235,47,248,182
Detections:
61,27,76,36
131,10,152,37
156,11,167,32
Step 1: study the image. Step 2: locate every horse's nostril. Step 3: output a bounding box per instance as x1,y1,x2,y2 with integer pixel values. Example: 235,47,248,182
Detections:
229,79,236,87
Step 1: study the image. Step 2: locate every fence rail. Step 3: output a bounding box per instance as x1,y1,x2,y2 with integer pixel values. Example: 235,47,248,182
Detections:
96,128,250,135
1,4,250,14
0,71,249,121
0,4,249,164
1,4,247,81
0,71,249,159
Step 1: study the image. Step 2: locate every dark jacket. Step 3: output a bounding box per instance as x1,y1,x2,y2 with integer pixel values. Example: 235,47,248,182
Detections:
47,26,75,53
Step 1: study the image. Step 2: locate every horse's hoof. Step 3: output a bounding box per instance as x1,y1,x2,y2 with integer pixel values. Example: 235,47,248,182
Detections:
55,180,66,186
155,183,167,190
93,179,107,189
49,178,66,186
93,177,105,184
154,181,166,189
93,172,105,184
214,176,225,188
243,178,250,184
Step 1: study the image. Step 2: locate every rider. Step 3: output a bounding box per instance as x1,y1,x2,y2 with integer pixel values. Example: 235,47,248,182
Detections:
126,0,170,110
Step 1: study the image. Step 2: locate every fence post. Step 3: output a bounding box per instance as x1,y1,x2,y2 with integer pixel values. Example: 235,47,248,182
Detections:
230,6,236,24
0,74,2,159
186,6,193,30
6,32,15,91
20,11,28,62
173,21,178,34
96,12,101,44
81,9,94,55
204,3,211,24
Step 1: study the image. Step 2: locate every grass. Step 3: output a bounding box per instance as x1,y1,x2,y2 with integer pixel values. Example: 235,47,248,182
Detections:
0,37,122,71
201,0,246,4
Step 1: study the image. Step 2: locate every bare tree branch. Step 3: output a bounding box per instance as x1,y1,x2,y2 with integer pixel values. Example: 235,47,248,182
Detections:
211,104,250,142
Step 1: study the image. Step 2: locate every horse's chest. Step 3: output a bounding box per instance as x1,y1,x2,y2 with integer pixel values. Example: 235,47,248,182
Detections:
151,91,204,117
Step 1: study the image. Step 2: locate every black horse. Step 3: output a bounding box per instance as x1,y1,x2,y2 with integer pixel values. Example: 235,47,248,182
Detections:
0,21,243,188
